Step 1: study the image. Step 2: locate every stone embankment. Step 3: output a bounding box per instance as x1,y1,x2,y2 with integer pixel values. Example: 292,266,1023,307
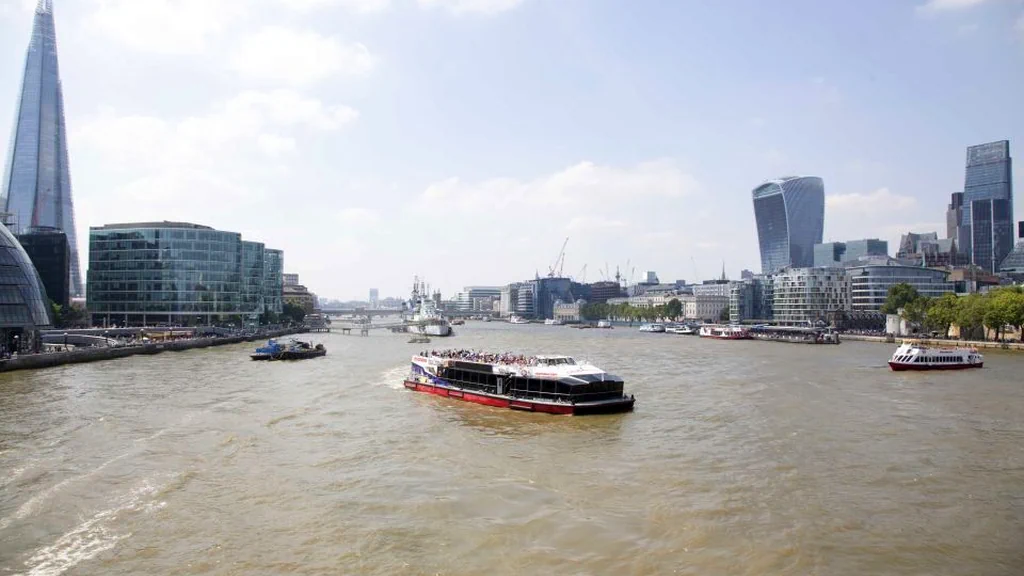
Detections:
842,333,1024,351
0,328,303,374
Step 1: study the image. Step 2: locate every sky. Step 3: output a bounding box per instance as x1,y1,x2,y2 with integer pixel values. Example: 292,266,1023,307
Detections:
0,0,1022,301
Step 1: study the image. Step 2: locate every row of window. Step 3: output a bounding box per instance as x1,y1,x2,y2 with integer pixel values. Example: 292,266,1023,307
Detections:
895,355,964,364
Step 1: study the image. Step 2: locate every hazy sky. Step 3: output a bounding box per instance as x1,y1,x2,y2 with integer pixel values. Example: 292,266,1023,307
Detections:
0,0,1022,300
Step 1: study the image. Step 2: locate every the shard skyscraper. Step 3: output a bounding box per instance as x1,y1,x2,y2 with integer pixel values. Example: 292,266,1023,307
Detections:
1,0,82,297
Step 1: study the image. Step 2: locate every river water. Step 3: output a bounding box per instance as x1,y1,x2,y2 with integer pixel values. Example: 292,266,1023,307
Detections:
2,324,1023,575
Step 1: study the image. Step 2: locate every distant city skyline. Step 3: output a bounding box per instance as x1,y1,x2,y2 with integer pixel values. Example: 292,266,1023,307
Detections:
0,0,1021,299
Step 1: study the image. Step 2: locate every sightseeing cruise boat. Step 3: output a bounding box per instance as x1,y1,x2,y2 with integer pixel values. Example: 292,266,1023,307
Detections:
544,318,564,326
405,350,636,415
509,315,529,325
405,277,453,337
888,343,983,371
639,323,666,333
698,324,751,340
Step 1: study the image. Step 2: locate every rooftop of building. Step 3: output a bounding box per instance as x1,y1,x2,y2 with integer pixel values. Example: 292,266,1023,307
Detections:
91,221,215,231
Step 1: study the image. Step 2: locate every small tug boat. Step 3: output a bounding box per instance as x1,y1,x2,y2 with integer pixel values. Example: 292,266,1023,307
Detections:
276,340,326,360
888,343,983,371
251,339,325,361
251,339,284,360
405,350,635,415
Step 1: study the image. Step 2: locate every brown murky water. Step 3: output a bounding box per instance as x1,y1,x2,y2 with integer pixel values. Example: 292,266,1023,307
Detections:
2,324,1023,575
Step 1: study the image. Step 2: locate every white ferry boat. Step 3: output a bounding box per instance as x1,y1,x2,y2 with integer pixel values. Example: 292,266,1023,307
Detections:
406,350,635,415
544,318,564,326
639,323,666,333
698,324,751,340
509,315,529,325
405,277,452,337
596,320,613,329
888,343,983,371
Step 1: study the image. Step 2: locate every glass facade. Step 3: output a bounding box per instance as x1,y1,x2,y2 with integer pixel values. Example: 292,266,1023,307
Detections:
87,223,245,326
263,249,283,315
753,176,825,274
962,141,1013,272
0,221,51,353
16,227,70,307
241,241,265,319
1,1,82,297
847,265,954,312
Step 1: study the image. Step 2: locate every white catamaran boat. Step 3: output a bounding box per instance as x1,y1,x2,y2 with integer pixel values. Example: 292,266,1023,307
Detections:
544,318,564,326
888,343,983,371
638,323,666,333
509,315,529,325
405,277,453,337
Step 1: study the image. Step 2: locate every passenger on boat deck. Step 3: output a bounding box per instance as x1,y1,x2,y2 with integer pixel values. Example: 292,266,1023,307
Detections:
423,349,538,366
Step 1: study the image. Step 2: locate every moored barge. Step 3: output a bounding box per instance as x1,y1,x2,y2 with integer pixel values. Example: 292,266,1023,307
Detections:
405,350,635,415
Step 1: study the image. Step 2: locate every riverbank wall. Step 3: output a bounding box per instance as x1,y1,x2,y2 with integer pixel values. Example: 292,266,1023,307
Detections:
842,334,1024,351
0,328,304,374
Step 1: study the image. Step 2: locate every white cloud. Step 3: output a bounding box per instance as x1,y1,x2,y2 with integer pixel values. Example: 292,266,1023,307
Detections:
75,90,357,172
825,188,940,251
566,216,628,232
87,0,243,55
916,0,991,14
283,0,390,12
418,0,525,16
338,208,380,225
423,160,698,210
230,26,374,86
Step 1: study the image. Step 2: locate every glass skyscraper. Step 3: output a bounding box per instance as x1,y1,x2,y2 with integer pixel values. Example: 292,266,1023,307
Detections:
752,176,825,274
1,1,82,297
962,141,1013,273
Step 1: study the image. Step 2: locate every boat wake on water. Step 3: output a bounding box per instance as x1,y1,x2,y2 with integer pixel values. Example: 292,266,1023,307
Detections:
374,366,411,390
17,473,181,576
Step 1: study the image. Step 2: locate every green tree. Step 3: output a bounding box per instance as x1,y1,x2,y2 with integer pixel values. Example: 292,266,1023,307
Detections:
985,289,1024,341
955,293,988,340
903,295,931,324
666,298,682,321
925,293,959,336
281,303,306,324
880,283,922,315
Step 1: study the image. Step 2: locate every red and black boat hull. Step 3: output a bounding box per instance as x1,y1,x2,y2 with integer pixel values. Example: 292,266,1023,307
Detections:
403,380,635,415
888,362,983,371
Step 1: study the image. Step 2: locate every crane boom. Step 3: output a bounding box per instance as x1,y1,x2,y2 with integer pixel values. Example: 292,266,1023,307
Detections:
548,237,569,278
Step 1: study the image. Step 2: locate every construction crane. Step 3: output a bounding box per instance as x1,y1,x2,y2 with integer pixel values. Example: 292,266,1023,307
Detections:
548,237,569,278
575,264,587,283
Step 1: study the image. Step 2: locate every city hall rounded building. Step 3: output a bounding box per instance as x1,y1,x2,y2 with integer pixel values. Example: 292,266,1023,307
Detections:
0,222,52,353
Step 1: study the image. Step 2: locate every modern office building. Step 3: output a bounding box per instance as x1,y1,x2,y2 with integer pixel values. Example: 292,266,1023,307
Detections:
369,288,379,309
752,176,825,274
283,273,299,286
813,239,888,268
499,283,520,317
16,227,69,307
692,280,732,298
0,221,51,353
847,264,954,312
961,141,1013,273
729,276,773,323
241,241,265,320
263,249,283,316
87,222,244,326
587,281,622,303
946,192,967,246
772,267,850,326
456,286,502,312
1,1,83,297
515,282,536,317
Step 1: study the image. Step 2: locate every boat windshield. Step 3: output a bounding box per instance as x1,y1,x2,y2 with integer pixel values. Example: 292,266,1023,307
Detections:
538,357,576,366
